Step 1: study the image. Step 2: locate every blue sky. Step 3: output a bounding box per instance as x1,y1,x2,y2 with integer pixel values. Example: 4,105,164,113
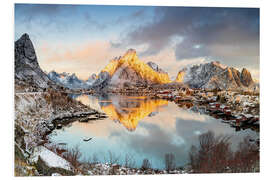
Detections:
15,4,260,80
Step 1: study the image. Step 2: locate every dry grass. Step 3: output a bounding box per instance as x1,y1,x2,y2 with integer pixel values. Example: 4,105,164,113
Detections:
44,90,76,111
62,145,82,169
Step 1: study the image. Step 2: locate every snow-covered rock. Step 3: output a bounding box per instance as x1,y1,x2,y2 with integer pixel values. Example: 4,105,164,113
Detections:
86,73,97,86
147,61,167,74
51,173,62,176
91,71,111,90
29,146,73,172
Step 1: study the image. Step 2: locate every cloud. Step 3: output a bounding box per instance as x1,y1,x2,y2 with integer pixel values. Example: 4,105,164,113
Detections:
15,4,109,35
140,47,207,78
38,40,209,80
15,4,73,25
115,8,147,24
15,4,63,20
83,12,108,30
37,40,124,80
15,4,80,37
116,7,259,67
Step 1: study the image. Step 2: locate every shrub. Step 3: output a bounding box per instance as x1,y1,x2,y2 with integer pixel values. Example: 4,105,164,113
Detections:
92,152,99,164
124,153,136,168
189,131,259,173
165,153,176,171
104,150,120,165
141,158,151,170
62,145,82,169
229,136,259,172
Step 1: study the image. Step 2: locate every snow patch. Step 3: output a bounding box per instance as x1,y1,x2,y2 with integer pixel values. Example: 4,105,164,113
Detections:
30,146,73,171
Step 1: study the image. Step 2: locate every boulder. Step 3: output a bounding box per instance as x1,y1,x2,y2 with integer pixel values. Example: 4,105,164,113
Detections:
29,146,74,176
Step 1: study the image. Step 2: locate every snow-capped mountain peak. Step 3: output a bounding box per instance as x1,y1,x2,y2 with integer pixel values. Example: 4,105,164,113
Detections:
48,71,91,90
175,61,256,90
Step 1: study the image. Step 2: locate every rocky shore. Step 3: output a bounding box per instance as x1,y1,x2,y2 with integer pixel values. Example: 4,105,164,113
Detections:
153,88,259,131
14,90,106,176
75,163,190,175
80,84,259,132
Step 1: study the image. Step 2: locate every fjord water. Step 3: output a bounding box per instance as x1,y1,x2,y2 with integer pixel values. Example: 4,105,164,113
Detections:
49,94,258,169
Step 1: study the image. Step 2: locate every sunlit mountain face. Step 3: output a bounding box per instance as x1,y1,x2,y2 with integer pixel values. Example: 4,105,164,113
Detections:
101,49,171,85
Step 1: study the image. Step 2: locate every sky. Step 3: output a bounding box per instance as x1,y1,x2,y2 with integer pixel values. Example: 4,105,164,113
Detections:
15,4,260,81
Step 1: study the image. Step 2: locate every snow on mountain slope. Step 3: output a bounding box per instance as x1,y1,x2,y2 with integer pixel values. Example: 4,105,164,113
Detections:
175,61,256,90
147,61,167,74
48,71,92,89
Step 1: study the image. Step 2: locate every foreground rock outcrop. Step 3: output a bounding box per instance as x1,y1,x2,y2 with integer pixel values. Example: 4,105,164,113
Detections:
15,33,61,92
29,146,75,176
14,90,102,176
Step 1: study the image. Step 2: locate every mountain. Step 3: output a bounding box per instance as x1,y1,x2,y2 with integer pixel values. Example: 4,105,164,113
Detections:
92,49,171,90
48,71,91,89
147,61,167,74
15,33,60,91
175,61,257,90
86,73,97,86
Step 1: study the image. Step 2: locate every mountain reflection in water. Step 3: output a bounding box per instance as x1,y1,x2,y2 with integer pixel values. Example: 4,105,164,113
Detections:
76,94,168,131
101,98,168,131
49,94,258,169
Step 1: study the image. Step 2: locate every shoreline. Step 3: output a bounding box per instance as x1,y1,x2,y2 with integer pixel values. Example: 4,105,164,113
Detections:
14,88,260,176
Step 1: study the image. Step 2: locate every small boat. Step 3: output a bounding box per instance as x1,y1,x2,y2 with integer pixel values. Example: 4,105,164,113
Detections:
83,137,93,142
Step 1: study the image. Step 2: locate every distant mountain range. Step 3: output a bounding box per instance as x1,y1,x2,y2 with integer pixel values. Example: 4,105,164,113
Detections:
47,71,95,90
15,33,259,92
175,61,258,91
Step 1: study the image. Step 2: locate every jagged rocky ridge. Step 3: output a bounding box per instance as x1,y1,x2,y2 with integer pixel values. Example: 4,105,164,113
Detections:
175,61,258,91
15,33,61,91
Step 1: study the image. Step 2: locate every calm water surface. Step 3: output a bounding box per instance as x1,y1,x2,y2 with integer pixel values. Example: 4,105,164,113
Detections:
49,94,258,169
